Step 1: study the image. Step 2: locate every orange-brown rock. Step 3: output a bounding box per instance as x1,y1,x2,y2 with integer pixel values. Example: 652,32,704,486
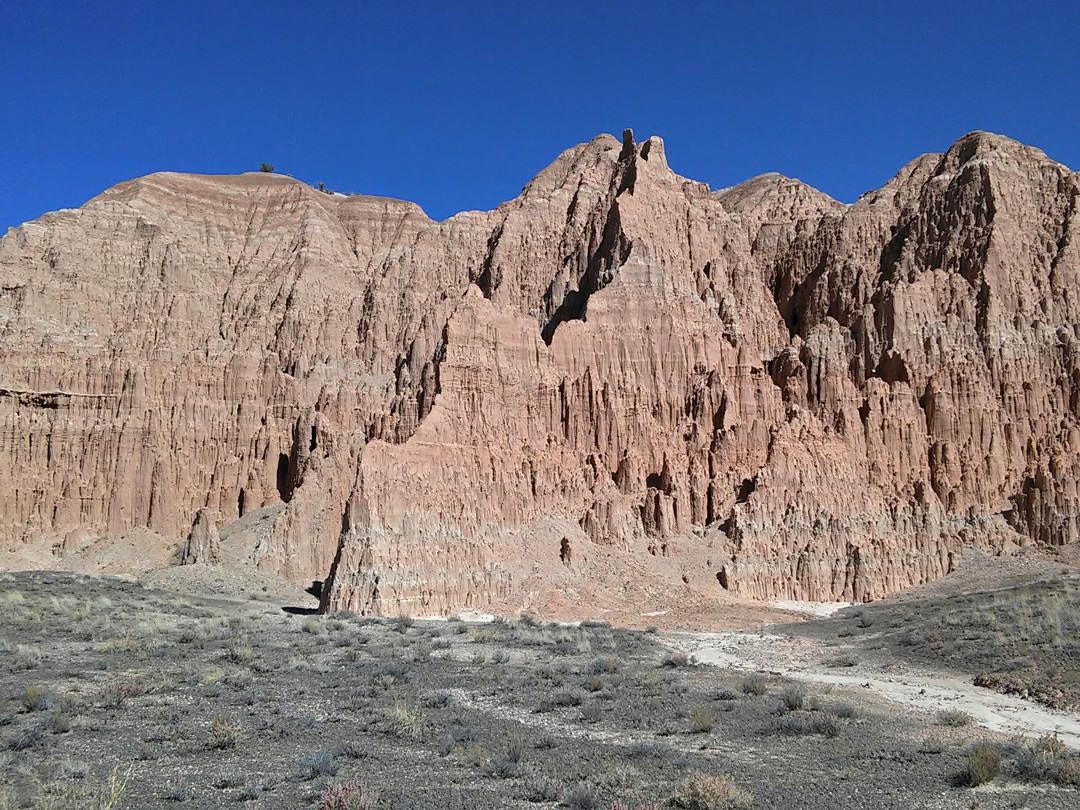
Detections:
181,508,221,565
1,130,1077,613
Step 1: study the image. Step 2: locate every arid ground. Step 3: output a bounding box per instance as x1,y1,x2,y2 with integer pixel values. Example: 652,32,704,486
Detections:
2,556,1079,809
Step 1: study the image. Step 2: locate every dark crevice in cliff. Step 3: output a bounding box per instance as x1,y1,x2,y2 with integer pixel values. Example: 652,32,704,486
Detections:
276,453,291,502
540,205,632,345
537,130,640,345
475,223,505,298
735,477,757,504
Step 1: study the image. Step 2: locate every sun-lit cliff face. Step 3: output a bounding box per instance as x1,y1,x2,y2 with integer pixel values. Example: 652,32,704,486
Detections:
2,129,1078,614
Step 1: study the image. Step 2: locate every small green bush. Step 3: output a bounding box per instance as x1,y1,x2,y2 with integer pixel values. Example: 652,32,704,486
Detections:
965,742,1001,786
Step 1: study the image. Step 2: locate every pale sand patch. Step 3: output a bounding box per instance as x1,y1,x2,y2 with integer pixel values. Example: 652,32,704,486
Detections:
767,600,854,617
673,629,1080,748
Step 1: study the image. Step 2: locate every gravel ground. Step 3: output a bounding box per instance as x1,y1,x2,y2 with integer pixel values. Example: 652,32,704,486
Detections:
0,571,1078,809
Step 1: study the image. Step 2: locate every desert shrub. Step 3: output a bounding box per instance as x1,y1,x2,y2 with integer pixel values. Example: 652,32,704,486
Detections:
21,686,53,712
504,732,525,763
523,771,561,802
53,756,88,780
770,712,841,737
293,751,339,781
387,699,423,738
372,660,409,684
662,652,692,668
225,638,254,663
936,709,973,727
100,683,147,709
563,783,602,809
739,673,768,696
260,163,274,173
716,688,739,702
425,689,452,708
825,654,858,668
965,742,1002,786
319,781,372,810
829,702,859,719
485,754,519,778
13,645,42,671
472,627,496,643
238,781,267,801
778,683,807,712
213,769,245,789
692,708,714,733
46,709,72,734
581,702,604,723
1014,735,1080,786
670,772,752,809
587,656,623,675
207,715,241,750
9,723,45,750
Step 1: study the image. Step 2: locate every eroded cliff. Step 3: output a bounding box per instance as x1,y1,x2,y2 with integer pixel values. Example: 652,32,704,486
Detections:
1,130,1077,613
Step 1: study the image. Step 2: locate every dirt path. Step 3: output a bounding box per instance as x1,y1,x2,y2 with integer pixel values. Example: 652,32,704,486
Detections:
669,630,1080,748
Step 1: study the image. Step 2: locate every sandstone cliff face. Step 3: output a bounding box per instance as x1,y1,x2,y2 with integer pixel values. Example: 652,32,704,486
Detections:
2,131,1077,612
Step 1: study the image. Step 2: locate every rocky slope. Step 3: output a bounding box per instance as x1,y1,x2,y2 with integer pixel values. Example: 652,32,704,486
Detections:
1,130,1077,614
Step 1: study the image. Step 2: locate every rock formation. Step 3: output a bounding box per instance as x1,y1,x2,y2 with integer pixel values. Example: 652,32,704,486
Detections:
1,129,1078,613
181,509,221,565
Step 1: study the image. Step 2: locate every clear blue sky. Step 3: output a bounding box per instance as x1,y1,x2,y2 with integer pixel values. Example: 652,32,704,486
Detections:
2,1,1078,230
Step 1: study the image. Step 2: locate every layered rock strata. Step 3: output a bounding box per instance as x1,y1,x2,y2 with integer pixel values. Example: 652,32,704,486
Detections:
1,129,1077,613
